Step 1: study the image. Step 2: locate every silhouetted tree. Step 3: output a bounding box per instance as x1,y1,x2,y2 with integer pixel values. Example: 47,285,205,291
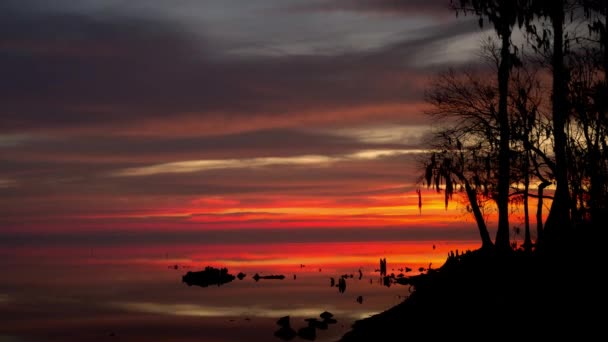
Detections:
452,0,530,251
526,0,579,244
508,62,545,251
419,0,605,254
580,0,608,227
424,41,558,251
511,92,554,247
566,47,608,226
583,0,607,79
424,67,499,249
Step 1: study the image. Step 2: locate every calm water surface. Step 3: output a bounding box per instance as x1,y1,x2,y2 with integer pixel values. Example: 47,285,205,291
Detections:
0,240,478,341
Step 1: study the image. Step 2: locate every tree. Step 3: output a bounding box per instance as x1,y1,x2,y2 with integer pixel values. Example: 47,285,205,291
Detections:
424,67,504,250
423,134,495,249
566,47,608,226
452,0,530,251
508,63,544,251
583,0,607,79
581,0,608,227
419,1,604,253
526,0,577,245
423,37,563,251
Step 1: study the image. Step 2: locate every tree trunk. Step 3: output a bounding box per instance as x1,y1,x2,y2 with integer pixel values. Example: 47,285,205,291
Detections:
523,149,532,252
536,181,551,245
588,127,602,226
464,181,494,249
495,25,512,251
543,5,572,244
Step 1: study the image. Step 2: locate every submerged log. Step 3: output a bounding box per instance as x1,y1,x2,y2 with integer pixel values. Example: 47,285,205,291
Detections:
252,273,285,281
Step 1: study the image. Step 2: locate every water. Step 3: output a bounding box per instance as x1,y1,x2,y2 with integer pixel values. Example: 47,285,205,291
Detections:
0,240,478,341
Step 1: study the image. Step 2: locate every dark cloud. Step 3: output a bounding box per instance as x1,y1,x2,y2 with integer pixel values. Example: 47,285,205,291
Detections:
0,152,418,201
289,0,454,17
0,2,480,134
0,6,211,130
0,127,418,201
4,129,378,162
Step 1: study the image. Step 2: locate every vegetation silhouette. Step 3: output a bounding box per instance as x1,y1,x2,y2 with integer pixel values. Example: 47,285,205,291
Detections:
340,0,605,339
421,0,605,251
452,0,529,251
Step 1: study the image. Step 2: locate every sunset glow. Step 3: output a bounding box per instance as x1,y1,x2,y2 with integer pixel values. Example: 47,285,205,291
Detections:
1,1,571,341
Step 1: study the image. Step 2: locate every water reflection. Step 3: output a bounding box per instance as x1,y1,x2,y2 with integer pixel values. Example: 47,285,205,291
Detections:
0,240,479,341
112,301,369,320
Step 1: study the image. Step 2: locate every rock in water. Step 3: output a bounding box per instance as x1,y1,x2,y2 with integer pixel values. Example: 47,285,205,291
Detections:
297,326,316,341
182,266,235,287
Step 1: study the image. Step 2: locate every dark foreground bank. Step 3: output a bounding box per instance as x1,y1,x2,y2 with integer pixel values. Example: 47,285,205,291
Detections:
340,227,603,340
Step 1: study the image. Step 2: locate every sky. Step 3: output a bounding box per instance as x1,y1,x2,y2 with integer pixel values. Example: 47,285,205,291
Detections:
0,0,497,248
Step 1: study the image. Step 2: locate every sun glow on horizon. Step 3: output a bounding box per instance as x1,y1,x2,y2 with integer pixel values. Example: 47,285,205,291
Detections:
63,189,473,230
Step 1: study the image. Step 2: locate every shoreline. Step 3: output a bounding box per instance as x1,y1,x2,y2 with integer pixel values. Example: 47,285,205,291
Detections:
339,235,603,340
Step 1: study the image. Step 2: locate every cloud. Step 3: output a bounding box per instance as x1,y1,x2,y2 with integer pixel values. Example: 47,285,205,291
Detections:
0,2,481,136
2,129,374,163
0,1,491,240
289,0,454,18
0,179,18,188
112,155,334,177
0,138,428,227
0,134,35,147
326,124,432,144
111,148,425,177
